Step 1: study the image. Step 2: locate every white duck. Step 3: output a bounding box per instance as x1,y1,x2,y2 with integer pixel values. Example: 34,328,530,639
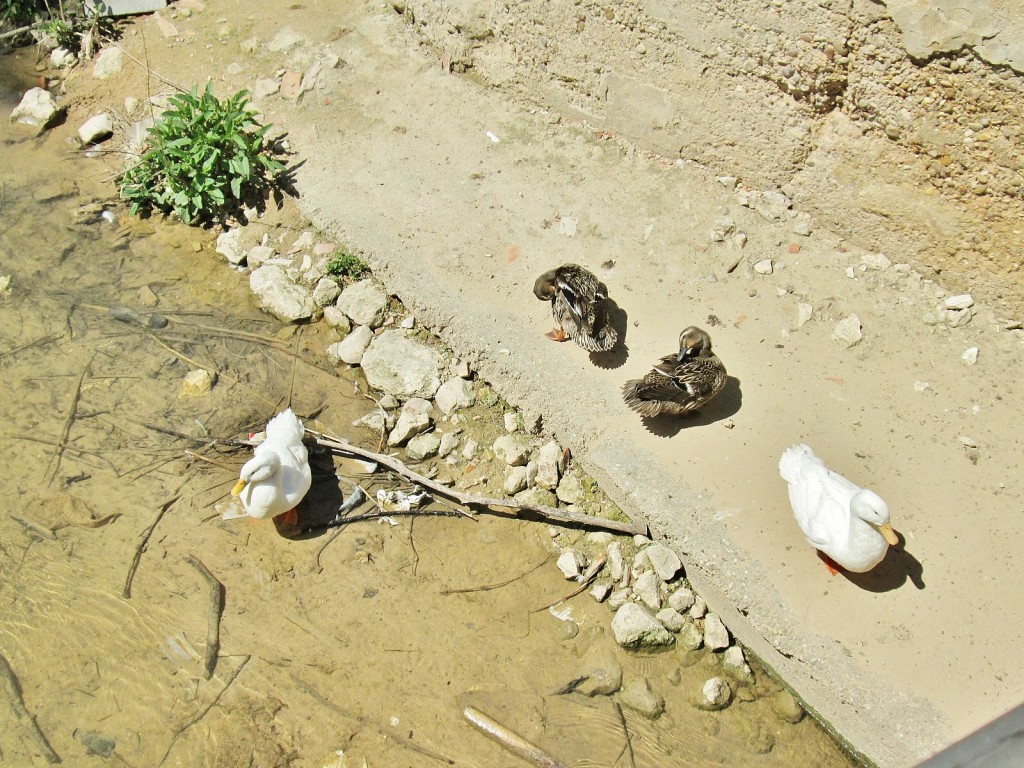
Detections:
779,444,899,573
231,409,311,525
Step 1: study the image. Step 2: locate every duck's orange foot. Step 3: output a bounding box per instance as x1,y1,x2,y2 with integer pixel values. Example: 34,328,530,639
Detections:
274,508,300,527
545,328,568,342
817,550,842,576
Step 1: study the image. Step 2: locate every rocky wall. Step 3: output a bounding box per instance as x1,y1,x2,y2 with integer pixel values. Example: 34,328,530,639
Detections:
391,0,1024,320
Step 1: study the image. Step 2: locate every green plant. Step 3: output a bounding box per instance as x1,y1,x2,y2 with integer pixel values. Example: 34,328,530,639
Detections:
0,0,44,26
326,251,369,279
39,16,78,49
119,83,285,225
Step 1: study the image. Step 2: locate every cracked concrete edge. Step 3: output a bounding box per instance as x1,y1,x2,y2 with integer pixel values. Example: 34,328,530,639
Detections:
291,212,943,767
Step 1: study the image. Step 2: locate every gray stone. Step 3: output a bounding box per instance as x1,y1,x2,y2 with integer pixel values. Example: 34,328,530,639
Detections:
503,412,520,433
656,608,688,632
78,113,113,144
50,47,77,69
632,570,663,611
92,46,125,80
388,413,431,447
503,465,530,495
556,549,586,579
862,252,892,271
611,603,674,649
493,434,533,466
769,689,806,724
434,377,475,415
607,588,631,610
438,431,460,458
245,244,276,268
703,613,731,651
535,439,564,489
361,330,443,398
556,473,585,504
336,279,388,328
328,325,374,365
590,582,612,602
961,347,979,365
832,314,863,348
748,189,791,221
699,677,732,710
575,643,623,696
216,229,246,265
249,266,317,322
405,432,441,461
944,293,974,310
722,645,753,680
619,678,665,719
607,542,626,583
690,596,707,619
797,302,814,328
10,88,58,127
352,408,394,433
677,617,704,651
513,487,557,507
322,305,352,333
311,277,342,307
668,586,696,613
460,438,479,460
645,544,682,581
254,78,281,98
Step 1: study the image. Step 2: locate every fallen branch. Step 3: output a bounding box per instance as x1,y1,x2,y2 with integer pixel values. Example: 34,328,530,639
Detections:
309,432,648,537
0,652,61,764
184,555,225,680
463,705,567,768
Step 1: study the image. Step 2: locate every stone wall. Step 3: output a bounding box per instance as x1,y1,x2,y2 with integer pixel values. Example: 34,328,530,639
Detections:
391,0,1024,320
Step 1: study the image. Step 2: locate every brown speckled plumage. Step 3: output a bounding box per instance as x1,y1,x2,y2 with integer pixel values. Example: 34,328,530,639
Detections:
533,264,617,352
622,326,727,417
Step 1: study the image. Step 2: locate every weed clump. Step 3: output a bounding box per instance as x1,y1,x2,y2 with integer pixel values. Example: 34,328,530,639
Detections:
326,251,369,279
119,84,285,225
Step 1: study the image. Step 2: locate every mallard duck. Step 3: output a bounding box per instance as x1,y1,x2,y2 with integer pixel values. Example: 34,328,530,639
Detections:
231,408,311,525
533,264,617,352
779,444,899,574
622,326,726,417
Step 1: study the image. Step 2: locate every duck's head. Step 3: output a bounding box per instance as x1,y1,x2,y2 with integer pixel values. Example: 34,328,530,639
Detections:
677,326,714,362
851,489,899,545
533,269,559,301
231,453,282,496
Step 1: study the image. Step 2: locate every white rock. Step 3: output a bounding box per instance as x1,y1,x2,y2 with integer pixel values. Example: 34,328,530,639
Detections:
535,440,564,489
914,380,931,393
405,432,441,461
361,330,443,398
504,466,530,494
607,541,625,582
268,27,305,52
249,266,317,322
311,277,341,307
78,114,113,146
645,544,682,581
861,252,892,271
50,47,77,68
388,412,431,447
797,302,813,327
327,325,374,365
700,677,732,710
523,461,538,487
753,259,774,275
216,229,246,265
557,549,586,579
253,78,280,98
434,377,475,415
656,608,687,632
832,314,863,348
92,47,124,79
790,214,812,236
335,279,388,328
632,570,663,611
245,243,276,268
690,596,707,618
703,613,730,650
961,347,979,365
556,473,584,504
944,294,974,310
351,408,393,433
607,588,631,610
124,96,139,114
180,369,216,397
611,603,674,648
10,88,58,127
722,645,752,679
503,412,520,433
590,582,612,603
668,586,695,613
493,434,533,466
958,435,978,448
750,189,791,221
460,438,478,460
438,432,460,458
322,305,352,332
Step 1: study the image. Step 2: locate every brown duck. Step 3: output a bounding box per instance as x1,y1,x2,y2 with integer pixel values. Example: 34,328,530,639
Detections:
622,326,727,417
533,264,617,352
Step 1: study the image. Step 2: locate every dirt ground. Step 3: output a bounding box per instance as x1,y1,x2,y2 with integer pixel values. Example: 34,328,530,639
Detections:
3,1,1024,767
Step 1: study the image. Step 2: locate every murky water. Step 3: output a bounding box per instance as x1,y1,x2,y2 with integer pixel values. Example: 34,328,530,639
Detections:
1,59,857,767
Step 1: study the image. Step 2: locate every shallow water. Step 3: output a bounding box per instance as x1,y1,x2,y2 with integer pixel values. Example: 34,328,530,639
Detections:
0,59,858,767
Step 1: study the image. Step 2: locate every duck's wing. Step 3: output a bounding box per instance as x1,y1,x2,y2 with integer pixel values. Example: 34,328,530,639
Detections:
655,355,726,403
787,462,852,549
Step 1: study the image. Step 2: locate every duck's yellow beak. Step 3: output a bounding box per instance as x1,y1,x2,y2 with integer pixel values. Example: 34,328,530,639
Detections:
878,522,899,546
231,478,248,496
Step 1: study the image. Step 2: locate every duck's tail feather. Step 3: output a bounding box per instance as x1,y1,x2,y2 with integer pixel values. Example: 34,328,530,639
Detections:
778,443,819,483
265,408,306,443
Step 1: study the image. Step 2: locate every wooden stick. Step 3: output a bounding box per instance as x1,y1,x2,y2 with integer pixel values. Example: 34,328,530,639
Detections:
441,554,551,595
0,332,63,360
0,652,62,764
534,556,606,613
183,555,224,680
613,701,636,768
309,432,648,537
463,705,568,768
122,477,190,599
45,359,91,485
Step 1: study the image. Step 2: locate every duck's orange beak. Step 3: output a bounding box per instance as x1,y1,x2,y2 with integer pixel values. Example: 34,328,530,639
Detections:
878,522,899,546
231,479,248,496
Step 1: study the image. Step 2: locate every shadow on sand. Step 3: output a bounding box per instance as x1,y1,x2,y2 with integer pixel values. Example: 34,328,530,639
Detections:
638,375,743,438
841,532,925,592
589,297,629,370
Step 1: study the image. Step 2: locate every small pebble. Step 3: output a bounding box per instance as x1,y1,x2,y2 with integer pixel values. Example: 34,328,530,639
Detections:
961,347,979,365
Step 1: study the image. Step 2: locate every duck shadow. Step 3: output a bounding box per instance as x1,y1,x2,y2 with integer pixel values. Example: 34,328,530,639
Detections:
274,441,347,540
840,532,925,592
590,298,629,370
638,375,743,438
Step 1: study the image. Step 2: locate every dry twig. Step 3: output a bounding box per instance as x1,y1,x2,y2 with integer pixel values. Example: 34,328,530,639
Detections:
45,357,93,485
463,705,568,768
441,554,552,595
0,652,61,764
184,555,225,680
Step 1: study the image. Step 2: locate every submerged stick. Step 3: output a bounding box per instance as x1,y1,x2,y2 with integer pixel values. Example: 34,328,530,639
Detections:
441,554,552,595
45,359,92,485
0,652,62,764
184,555,225,680
310,432,647,537
463,705,568,768
613,701,637,768
122,480,189,599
